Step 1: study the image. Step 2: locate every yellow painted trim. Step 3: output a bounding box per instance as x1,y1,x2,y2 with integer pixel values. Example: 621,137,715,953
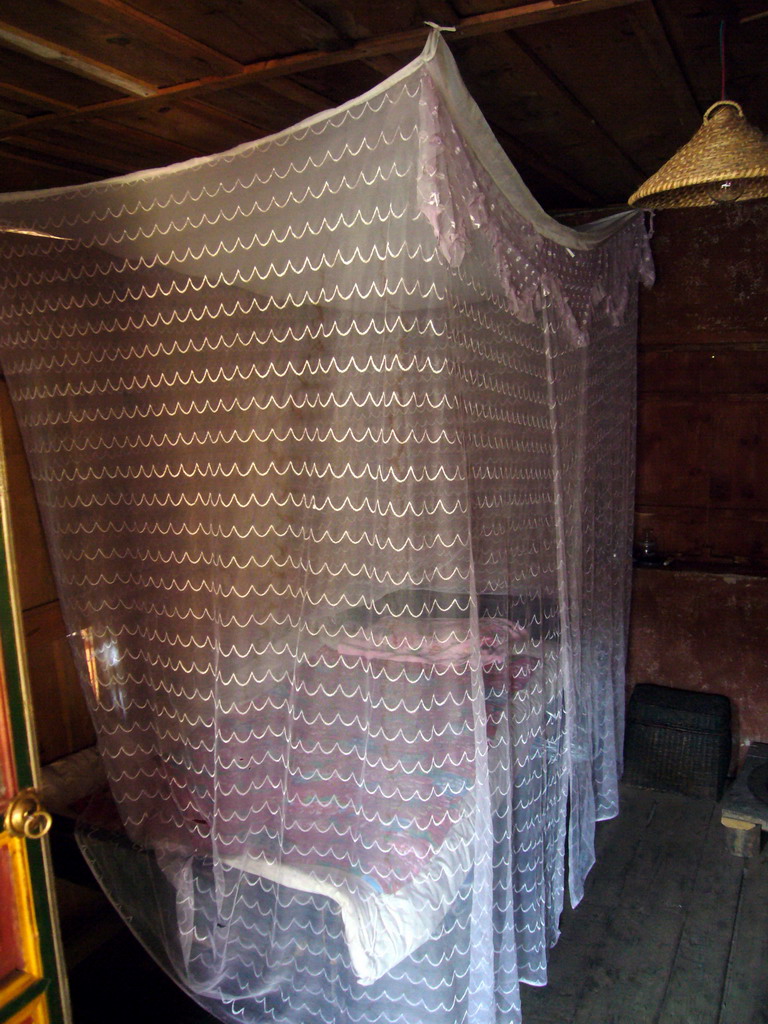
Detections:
0,973,34,1014
0,420,40,791
4,992,49,1024
0,414,71,1024
0,832,43,1012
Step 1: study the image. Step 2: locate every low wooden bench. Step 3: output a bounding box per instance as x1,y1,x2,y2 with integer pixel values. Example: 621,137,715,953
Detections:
721,741,768,857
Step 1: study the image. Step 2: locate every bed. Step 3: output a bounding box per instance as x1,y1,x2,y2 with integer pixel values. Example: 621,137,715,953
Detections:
43,604,547,987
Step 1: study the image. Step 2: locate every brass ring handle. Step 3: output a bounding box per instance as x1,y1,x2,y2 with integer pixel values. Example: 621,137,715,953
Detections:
4,788,53,840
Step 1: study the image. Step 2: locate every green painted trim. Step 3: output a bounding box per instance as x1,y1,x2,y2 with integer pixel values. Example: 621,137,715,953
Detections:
0,537,32,789
0,529,67,1022
0,976,47,1024
23,839,67,1024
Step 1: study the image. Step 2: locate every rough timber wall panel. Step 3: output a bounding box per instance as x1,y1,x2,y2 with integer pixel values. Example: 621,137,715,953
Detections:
630,204,768,757
636,204,768,569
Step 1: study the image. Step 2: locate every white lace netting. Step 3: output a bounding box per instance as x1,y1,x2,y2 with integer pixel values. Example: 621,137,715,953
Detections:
0,32,652,1024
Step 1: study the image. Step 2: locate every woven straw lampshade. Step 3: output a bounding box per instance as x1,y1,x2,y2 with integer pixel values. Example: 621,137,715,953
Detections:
628,100,768,209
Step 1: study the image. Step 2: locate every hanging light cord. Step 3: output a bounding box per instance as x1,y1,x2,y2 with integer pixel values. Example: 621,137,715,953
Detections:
719,18,727,101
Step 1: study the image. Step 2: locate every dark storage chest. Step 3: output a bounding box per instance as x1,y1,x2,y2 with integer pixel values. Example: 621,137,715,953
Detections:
624,683,732,800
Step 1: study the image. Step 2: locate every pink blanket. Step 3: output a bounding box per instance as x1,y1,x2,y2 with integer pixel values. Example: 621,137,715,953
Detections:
151,615,537,893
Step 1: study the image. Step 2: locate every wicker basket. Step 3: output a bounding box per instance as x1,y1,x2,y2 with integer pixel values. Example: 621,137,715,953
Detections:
624,683,732,799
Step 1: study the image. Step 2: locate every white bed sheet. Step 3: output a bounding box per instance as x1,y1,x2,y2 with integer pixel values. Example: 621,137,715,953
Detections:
224,788,476,985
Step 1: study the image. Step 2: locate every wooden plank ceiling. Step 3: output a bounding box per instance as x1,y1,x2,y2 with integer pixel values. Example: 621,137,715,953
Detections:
0,0,764,210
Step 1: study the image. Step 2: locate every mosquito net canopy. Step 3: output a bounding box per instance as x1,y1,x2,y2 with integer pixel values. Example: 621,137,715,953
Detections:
0,31,652,1024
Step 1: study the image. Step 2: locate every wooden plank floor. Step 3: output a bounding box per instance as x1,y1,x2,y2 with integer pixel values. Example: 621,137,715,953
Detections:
63,785,768,1023
521,785,768,1024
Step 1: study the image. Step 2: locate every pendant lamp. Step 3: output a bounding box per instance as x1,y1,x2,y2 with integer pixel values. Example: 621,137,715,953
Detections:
628,99,768,209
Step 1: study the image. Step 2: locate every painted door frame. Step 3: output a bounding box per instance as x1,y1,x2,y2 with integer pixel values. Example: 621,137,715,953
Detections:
0,420,71,1024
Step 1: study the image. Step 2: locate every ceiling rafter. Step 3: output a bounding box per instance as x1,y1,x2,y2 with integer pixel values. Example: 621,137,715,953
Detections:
103,96,272,159
44,0,245,76
490,120,603,205
0,0,757,207
0,141,101,177
362,54,414,79
0,0,644,144
86,111,207,160
413,0,460,30
492,31,646,180
0,81,76,113
361,44,605,205
0,21,155,97
1,130,140,175
626,1,701,133
257,77,332,116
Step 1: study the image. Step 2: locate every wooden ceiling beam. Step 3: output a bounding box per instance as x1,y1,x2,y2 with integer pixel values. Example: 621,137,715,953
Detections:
52,0,244,76
0,81,75,113
0,20,155,97
493,31,646,179
0,142,101,177
363,54,414,79
0,0,644,142
1,132,136,175
112,96,275,154
86,114,204,160
451,0,643,39
416,1,460,29
626,1,701,133
257,78,332,116
490,122,604,206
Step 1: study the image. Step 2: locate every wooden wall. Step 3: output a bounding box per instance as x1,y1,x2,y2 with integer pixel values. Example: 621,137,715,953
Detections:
0,382,95,765
635,202,768,565
628,202,768,757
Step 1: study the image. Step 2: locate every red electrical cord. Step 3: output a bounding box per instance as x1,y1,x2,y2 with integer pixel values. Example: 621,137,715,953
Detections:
720,18,727,100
